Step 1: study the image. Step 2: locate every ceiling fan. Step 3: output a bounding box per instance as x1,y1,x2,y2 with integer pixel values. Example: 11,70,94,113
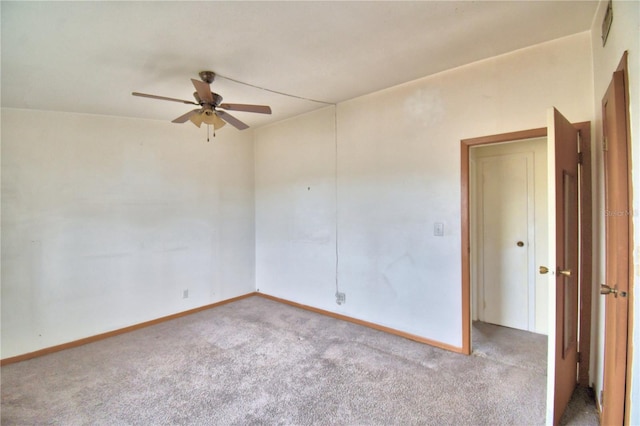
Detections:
132,71,271,130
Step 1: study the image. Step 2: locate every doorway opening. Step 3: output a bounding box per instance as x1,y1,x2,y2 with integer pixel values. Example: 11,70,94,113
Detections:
468,136,549,373
462,127,547,353
460,122,593,424
470,137,548,334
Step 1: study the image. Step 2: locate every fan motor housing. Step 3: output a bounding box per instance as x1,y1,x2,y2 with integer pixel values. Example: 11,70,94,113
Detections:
193,92,223,107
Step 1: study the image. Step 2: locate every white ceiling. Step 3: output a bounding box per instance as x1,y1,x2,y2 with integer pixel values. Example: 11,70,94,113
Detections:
1,1,598,130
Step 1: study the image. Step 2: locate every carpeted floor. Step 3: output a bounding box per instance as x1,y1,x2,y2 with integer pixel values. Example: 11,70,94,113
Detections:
1,295,598,425
472,321,599,425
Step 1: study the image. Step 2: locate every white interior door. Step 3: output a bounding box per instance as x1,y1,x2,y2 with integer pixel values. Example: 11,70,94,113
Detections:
476,152,534,331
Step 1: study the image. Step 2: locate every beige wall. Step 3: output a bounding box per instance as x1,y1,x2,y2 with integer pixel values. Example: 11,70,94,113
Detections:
255,32,593,348
1,109,256,358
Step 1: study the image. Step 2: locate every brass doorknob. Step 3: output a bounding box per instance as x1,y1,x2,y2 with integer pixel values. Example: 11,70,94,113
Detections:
600,284,618,295
517,241,524,247
558,269,572,277
600,284,627,297
539,266,549,274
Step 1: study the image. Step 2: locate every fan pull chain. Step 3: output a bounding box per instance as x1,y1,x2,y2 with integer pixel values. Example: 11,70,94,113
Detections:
205,124,216,142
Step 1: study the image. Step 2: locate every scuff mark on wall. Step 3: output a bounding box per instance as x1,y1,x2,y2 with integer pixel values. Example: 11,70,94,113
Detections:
382,252,417,297
403,88,445,126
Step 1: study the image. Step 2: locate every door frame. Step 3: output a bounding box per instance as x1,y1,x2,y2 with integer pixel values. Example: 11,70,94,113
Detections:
460,124,592,389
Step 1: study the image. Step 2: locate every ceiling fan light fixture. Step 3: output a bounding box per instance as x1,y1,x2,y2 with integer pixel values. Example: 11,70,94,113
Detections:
201,110,226,130
189,112,204,128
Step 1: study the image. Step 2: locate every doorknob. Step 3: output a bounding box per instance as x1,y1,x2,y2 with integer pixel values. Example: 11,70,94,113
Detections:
601,284,628,298
558,268,572,277
517,241,524,247
600,284,617,296
539,266,549,274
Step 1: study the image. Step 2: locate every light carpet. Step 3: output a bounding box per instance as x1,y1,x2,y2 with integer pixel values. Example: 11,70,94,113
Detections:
1,295,597,425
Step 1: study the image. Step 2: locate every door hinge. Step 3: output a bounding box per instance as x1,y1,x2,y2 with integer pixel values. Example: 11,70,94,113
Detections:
577,352,581,363
578,152,583,165
603,137,608,151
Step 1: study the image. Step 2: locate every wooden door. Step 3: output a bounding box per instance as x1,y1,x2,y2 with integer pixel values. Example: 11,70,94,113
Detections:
546,108,580,426
600,69,630,426
477,152,533,330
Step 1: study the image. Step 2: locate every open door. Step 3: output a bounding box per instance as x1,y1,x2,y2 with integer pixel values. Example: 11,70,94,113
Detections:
600,68,630,426
544,108,580,425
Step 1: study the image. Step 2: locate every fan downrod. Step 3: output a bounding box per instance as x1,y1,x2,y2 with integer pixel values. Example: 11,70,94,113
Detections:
199,71,216,84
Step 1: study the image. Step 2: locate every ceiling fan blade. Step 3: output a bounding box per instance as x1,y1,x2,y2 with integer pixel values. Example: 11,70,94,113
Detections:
219,103,272,114
217,110,249,130
191,79,214,104
132,92,198,105
172,109,201,124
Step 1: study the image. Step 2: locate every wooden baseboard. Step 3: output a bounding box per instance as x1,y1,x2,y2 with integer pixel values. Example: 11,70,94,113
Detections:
255,292,465,354
2,291,464,365
0,292,255,366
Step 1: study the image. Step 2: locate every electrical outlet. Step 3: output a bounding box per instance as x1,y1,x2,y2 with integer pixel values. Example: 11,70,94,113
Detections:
434,222,444,236
336,292,346,305
183,289,189,299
